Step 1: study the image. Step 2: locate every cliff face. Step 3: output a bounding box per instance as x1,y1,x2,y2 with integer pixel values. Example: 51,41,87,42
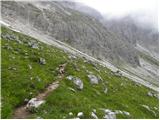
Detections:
1,1,158,88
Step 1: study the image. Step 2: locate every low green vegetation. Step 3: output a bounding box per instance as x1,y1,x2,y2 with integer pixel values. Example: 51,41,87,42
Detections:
1,26,159,119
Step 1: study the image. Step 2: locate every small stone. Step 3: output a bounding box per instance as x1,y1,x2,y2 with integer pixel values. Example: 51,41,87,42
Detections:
66,75,74,81
147,91,154,97
28,41,39,49
36,76,41,82
123,111,130,116
154,107,158,110
68,87,76,92
69,112,73,116
115,110,123,114
8,67,17,71
77,112,84,118
103,112,116,119
26,98,45,110
113,70,122,77
24,98,29,103
28,64,32,70
93,109,96,113
104,88,108,94
39,58,46,65
104,109,112,114
24,52,28,56
91,112,98,119
88,74,100,84
68,55,77,59
141,105,150,110
67,76,83,90
36,116,43,119
73,78,83,90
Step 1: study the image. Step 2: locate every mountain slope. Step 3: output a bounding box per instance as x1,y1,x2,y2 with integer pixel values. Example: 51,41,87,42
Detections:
1,26,159,119
1,1,139,66
2,1,158,91
103,17,159,88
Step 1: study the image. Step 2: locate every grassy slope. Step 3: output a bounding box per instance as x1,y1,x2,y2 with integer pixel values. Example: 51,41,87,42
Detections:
1,26,159,119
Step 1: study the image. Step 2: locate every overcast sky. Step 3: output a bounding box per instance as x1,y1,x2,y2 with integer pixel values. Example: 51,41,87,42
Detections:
74,0,158,29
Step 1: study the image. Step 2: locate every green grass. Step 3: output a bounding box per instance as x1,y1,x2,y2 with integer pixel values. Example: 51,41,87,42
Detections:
1,26,159,119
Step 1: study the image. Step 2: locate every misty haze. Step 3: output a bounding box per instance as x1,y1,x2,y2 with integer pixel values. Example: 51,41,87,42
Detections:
1,0,159,119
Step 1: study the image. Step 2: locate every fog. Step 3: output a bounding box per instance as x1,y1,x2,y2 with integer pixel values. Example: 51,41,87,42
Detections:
74,0,158,30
